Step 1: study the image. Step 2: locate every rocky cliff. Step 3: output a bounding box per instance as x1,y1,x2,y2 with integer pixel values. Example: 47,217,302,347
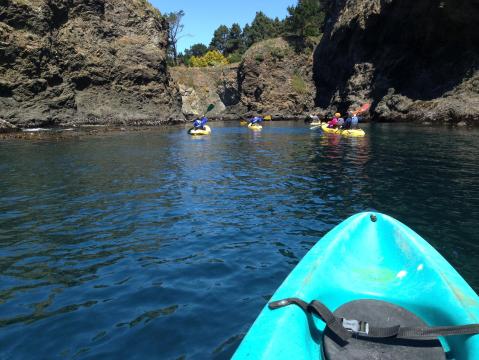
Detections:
171,64,241,120
314,0,479,124
0,0,182,128
238,37,316,117
172,37,317,120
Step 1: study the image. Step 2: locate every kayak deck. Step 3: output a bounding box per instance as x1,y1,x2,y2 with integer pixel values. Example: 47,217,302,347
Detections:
233,212,479,359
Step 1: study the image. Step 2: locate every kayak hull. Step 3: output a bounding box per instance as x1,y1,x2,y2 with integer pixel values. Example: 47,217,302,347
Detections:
248,123,263,131
321,123,365,137
188,125,211,135
233,212,479,360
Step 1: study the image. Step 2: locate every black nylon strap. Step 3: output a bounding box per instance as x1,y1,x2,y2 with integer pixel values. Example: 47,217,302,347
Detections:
269,298,352,341
269,297,479,342
308,300,352,340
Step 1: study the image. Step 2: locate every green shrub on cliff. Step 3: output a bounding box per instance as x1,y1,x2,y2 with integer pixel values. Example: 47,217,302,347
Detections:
227,52,243,64
190,50,229,67
292,71,308,94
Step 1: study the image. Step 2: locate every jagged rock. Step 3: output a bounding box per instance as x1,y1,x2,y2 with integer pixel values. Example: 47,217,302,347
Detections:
239,36,316,116
314,0,479,123
0,119,18,132
0,0,183,127
171,64,241,119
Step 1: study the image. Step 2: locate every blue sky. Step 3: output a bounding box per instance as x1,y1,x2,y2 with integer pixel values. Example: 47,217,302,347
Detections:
151,0,297,52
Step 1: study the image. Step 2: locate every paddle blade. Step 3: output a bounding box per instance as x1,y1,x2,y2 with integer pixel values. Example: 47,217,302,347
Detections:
356,103,371,114
205,104,215,114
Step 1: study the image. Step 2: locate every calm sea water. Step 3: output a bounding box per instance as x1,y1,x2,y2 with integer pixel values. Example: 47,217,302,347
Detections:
0,122,478,359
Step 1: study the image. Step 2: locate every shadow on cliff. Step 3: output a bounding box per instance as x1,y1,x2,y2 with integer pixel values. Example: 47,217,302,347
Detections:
313,0,479,113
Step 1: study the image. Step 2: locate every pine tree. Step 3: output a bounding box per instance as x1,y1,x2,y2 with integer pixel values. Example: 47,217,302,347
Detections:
242,12,282,48
225,23,244,56
284,0,325,37
185,43,208,57
210,25,230,54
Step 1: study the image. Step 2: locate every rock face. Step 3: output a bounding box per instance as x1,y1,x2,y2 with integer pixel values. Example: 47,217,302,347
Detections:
314,0,479,124
171,37,317,119
238,37,316,117
0,0,183,127
0,118,17,132
171,64,241,120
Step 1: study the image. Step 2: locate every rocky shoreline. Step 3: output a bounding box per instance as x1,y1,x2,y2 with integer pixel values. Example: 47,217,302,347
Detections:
2,116,475,141
1,0,477,129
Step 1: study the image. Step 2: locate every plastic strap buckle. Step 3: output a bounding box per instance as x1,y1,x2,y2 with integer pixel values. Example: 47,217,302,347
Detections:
342,318,369,335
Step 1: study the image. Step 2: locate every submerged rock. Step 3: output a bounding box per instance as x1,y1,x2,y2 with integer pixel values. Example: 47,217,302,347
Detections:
0,0,183,127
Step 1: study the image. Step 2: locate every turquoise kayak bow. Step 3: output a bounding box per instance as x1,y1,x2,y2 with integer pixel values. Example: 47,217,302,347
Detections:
233,212,479,359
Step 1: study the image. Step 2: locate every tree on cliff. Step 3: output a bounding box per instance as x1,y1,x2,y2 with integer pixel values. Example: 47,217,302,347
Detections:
225,23,245,55
210,25,230,54
210,23,245,56
284,0,325,37
185,43,208,57
242,12,283,48
179,43,208,66
166,10,185,65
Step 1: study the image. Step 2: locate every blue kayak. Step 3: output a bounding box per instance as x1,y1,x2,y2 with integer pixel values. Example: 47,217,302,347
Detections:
233,212,479,359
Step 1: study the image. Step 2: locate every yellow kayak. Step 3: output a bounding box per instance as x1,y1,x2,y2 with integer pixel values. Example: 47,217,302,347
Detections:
321,124,365,137
188,125,211,135
240,120,248,126
248,123,263,131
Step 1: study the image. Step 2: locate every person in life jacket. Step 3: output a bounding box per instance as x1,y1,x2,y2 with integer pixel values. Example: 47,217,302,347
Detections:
193,117,208,130
328,113,340,128
351,113,360,129
343,112,353,129
250,116,263,125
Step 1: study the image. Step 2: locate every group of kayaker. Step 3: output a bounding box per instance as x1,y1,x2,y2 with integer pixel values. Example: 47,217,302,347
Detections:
188,103,369,136
326,112,360,130
306,106,369,137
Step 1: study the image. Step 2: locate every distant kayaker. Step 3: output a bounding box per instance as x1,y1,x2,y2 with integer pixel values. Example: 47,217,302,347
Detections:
250,116,263,124
193,117,208,130
337,117,345,128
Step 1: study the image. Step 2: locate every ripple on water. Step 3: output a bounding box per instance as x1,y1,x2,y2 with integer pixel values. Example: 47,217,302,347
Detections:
0,123,478,358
